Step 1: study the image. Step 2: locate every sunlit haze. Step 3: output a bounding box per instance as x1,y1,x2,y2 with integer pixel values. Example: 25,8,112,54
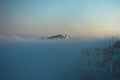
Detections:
0,0,120,38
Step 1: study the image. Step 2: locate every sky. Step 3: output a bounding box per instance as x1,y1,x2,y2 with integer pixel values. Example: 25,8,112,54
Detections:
0,0,120,37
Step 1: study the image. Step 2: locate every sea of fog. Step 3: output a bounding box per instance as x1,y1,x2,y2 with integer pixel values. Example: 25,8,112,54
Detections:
0,39,113,80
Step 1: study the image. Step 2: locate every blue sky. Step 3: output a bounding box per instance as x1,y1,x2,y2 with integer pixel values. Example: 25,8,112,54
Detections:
0,0,120,37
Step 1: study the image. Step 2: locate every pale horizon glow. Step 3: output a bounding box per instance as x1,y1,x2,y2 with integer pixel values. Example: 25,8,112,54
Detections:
0,0,120,38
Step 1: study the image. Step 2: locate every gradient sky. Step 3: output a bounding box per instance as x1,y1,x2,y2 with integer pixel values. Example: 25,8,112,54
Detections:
0,0,120,37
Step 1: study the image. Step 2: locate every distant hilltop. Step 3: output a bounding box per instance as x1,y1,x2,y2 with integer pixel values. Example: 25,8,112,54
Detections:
47,34,70,39
0,34,70,41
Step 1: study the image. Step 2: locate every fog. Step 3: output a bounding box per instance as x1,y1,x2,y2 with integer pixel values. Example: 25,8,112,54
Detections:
0,39,113,80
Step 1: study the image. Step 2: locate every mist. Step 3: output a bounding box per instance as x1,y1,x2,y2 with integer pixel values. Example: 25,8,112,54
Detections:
0,38,111,80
